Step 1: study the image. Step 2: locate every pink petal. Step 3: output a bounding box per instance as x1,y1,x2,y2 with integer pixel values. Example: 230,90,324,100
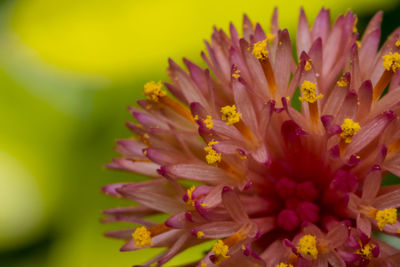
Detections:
222,186,249,223
362,168,382,201
297,8,311,57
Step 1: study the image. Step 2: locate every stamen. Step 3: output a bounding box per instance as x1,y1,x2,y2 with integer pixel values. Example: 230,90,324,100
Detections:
143,81,166,102
185,186,196,207
132,226,153,247
337,76,349,87
373,52,400,101
196,231,205,239
299,81,323,103
276,263,294,267
148,223,171,236
383,52,400,72
232,68,241,79
356,243,376,260
266,33,275,43
296,235,318,259
204,115,213,129
251,39,278,95
223,232,243,247
304,60,312,71
299,81,323,123
204,140,222,165
211,240,230,265
220,105,257,146
160,96,196,122
375,208,397,230
340,118,361,143
221,105,242,126
252,39,269,60
260,58,278,95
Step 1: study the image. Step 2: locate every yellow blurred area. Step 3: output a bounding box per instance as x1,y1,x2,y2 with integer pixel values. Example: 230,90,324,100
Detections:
1,0,398,266
10,0,396,80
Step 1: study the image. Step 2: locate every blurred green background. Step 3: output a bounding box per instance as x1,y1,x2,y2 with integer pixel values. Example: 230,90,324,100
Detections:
1,0,399,266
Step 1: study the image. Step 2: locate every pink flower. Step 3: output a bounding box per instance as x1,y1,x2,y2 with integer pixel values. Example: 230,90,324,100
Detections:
103,8,400,266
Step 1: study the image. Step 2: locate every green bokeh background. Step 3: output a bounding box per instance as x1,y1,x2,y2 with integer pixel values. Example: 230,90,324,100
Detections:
1,0,399,266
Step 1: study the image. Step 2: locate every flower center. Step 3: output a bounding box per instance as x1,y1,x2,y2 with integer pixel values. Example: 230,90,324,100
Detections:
275,177,321,231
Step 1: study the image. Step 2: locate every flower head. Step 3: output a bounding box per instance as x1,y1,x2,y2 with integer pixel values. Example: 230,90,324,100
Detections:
103,8,400,266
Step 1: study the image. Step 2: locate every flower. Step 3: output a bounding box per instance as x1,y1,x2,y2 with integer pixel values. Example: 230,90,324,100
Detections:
103,8,400,266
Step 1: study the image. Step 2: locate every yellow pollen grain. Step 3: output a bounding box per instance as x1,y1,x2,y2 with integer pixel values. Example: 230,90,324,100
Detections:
232,69,241,79
196,231,205,239
201,262,207,267
236,151,247,159
267,33,275,43
276,263,294,267
340,118,361,144
356,243,376,260
297,235,318,259
304,60,312,71
357,40,361,48
132,226,153,247
212,240,230,264
252,39,269,60
143,81,166,102
221,105,242,126
299,81,323,103
204,115,213,129
337,77,349,87
396,39,400,47
383,52,400,72
194,115,199,121
375,208,397,230
204,140,221,165
185,186,196,206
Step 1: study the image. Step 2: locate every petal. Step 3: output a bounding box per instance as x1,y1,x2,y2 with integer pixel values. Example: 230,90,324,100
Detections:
164,164,235,185
345,111,395,158
193,221,240,238
106,158,161,177
297,8,311,56
222,186,249,223
361,168,382,201
373,189,400,209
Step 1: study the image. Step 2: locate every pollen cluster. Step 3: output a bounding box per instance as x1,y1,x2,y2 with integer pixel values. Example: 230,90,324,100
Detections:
204,140,221,165
132,226,153,247
356,243,376,260
143,81,166,102
212,240,230,264
340,118,361,143
204,115,214,129
185,186,196,207
382,52,400,72
220,105,241,126
252,39,268,60
296,235,318,259
375,208,397,230
299,81,323,103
